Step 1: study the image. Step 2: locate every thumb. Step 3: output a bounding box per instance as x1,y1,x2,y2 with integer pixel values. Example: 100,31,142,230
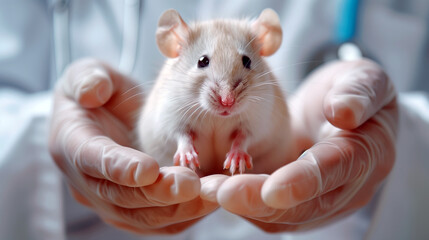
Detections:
61,58,114,108
323,59,396,129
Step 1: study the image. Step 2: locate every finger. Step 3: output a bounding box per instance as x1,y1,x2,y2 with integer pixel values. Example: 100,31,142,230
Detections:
323,59,396,129
223,178,371,225
216,174,344,225
62,58,114,108
61,58,144,128
74,136,159,187
216,175,316,224
255,182,373,224
49,91,160,187
215,170,352,222
83,167,201,208
216,175,341,224
217,174,280,217
262,138,373,210
262,100,398,209
200,174,229,202
112,197,218,230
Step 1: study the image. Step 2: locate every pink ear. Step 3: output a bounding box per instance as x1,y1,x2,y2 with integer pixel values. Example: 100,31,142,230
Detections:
156,9,189,58
251,9,283,57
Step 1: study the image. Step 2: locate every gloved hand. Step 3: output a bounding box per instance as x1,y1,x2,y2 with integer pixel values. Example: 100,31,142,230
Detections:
49,59,218,234
200,59,398,232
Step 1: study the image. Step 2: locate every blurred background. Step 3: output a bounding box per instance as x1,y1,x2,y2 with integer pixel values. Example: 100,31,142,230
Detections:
0,0,428,239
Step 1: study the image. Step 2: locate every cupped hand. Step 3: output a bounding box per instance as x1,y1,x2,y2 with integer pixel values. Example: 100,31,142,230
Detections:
200,59,398,232
49,59,218,234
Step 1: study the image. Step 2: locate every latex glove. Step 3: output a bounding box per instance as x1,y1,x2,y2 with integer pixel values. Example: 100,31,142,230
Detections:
49,59,218,234
200,59,398,232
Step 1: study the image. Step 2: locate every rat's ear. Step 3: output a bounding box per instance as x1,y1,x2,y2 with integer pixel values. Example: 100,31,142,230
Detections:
252,9,282,56
156,9,189,58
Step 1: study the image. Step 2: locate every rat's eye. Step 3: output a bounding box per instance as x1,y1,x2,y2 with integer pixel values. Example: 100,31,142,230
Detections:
242,55,251,69
198,55,210,68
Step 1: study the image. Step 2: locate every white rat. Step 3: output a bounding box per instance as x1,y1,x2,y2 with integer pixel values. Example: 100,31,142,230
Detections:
137,9,292,175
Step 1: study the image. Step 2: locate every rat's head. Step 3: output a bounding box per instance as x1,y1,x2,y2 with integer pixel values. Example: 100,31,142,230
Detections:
156,9,282,117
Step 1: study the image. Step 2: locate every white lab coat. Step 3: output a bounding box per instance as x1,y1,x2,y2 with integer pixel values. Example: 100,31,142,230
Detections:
1,0,428,239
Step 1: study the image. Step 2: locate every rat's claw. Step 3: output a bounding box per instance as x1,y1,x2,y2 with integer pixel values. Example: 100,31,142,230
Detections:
239,160,245,174
230,158,237,175
224,149,252,175
180,153,187,167
173,145,200,171
223,158,230,169
189,161,196,171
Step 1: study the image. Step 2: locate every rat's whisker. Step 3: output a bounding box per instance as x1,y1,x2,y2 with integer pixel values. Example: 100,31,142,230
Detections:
113,92,145,110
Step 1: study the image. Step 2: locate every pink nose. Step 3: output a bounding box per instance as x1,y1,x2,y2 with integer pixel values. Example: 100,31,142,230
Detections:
219,93,235,107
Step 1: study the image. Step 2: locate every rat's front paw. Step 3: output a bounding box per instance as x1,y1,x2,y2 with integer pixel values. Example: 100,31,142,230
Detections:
223,150,253,174
174,145,200,170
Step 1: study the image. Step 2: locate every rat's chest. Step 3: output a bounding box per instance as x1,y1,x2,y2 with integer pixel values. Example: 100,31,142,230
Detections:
189,118,240,170
192,118,237,151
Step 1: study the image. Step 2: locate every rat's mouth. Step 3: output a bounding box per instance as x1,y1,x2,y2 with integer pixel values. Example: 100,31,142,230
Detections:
220,110,230,116
207,97,242,117
215,102,244,117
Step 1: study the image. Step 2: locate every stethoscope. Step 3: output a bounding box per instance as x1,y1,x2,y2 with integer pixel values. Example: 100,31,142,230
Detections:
51,0,142,87
52,0,365,87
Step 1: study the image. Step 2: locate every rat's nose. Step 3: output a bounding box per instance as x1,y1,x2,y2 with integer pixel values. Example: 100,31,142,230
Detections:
219,92,235,107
